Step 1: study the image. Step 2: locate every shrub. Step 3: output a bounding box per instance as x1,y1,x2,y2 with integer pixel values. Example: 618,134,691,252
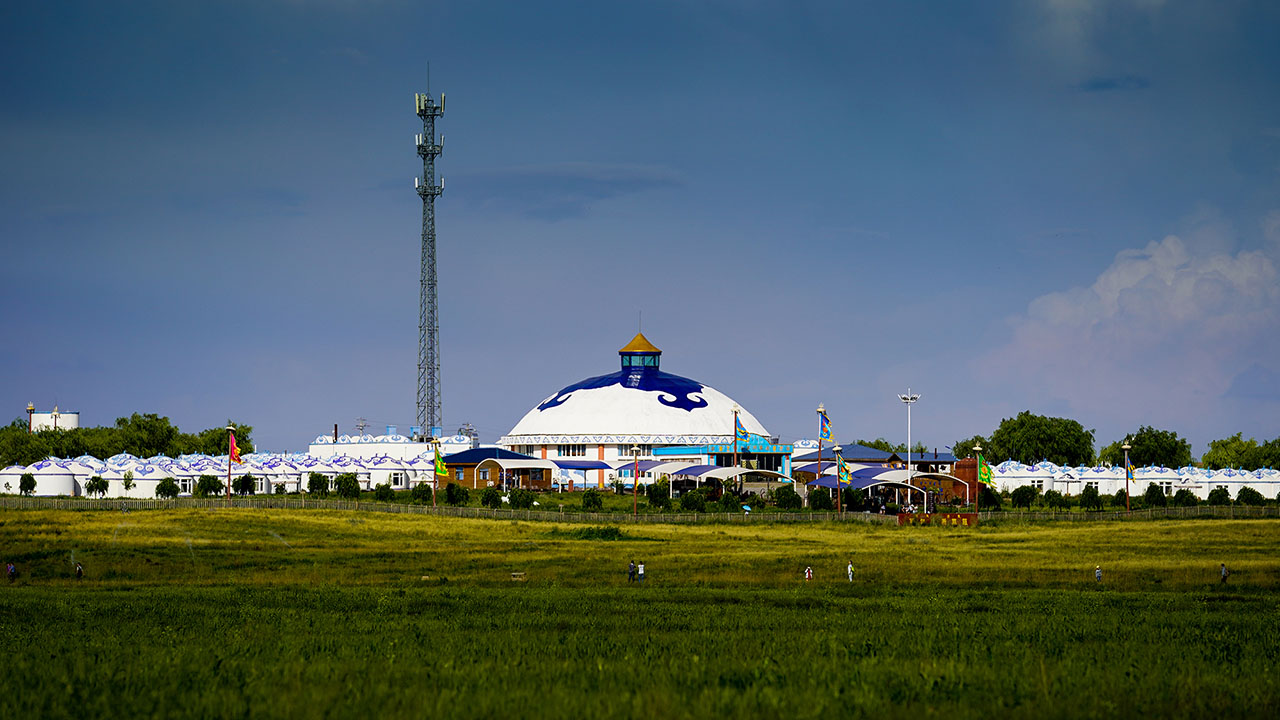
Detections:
195,474,223,498
645,480,671,510
19,472,36,496
1011,485,1038,509
479,486,502,509
1206,487,1231,506
307,472,330,497
774,485,802,510
1079,485,1103,511
1172,489,1199,507
978,487,1002,510
233,474,256,496
717,490,742,513
1143,483,1168,508
121,471,135,495
809,490,834,511
274,483,287,495
373,483,395,502
1112,489,1129,508
509,488,535,510
1236,486,1265,506
841,487,865,511
444,482,470,506
1042,490,1068,510
334,473,360,500
85,475,110,498
680,489,707,512
410,482,434,505
581,488,603,511
155,477,180,499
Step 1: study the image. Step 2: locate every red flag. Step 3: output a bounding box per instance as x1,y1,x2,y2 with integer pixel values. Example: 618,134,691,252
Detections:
229,432,243,465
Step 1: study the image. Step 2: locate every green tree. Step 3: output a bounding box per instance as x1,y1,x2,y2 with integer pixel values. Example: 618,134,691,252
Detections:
334,473,360,499
509,488,535,509
1201,433,1262,470
410,482,434,505
987,411,1095,466
443,482,469,506
233,474,257,496
1142,483,1168,508
1098,426,1193,469
195,474,224,498
1206,487,1231,506
951,436,990,461
1079,484,1103,511
978,486,1002,510
85,475,109,497
809,490,834,511
1236,487,1265,506
680,488,707,512
855,438,927,455
1010,485,1038,509
1112,488,1129,508
479,486,502,509
121,471,135,495
1042,490,1067,510
19,472,36,496
155,477,180,499
1172,489,1198,507
645,480,671,510
581,488,603,511
373,484,395,502
307,473,330,497
841,487,865,511
717,489,742,513
774,485,802,510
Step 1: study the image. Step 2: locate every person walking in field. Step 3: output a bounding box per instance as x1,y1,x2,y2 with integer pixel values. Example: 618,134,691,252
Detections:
637,561,646,584
847,560,854,583
804,566,813,582
1095,565,1102,583
7,562,15,583
1221,563,1229,584
628,560,636,583
74,562,84,580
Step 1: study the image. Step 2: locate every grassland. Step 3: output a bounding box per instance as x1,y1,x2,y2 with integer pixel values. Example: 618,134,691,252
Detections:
2,509,1278,718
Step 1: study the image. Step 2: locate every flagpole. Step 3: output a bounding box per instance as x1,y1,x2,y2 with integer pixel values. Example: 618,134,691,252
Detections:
732,406,740,500
226,424,235,502
815,403,824,511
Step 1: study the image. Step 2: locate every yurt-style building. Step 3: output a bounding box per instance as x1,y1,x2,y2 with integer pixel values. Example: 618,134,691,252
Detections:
498,333,775,488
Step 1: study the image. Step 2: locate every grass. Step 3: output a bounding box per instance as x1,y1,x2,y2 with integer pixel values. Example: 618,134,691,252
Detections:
1,509,1278,718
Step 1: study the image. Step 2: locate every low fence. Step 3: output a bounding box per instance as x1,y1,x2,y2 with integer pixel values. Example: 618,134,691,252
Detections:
1,496,1275,524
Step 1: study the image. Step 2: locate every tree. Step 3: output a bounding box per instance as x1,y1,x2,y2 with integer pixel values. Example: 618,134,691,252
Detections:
1236,487,1265,506
373,484,395,502
645,480,671,510
978,486,1002,510
1042,490,1068,510
717,490,741,513
479,486,502,509
410,482,433,505
809,490,834,511
1206,487,1231,506
855,438,927,455
1112,489,1129,508
443,482,469,506
19,472,36,496
233,474,257,496
1011,485,1039,510
155,477,180,499
334,473,360,500
581,488,603,511
509,488,535,509
1098,426,1193,469
195,474,224,498
841,487,865,512
1172,489,1199,507
774,485,802,510
121,471,135,495
85,475,109,497
1079,484,1103,511
951,436,990,462
987,411,1095,467
1142,483,1167,508
1202,433,1262,470
680,488,707,512
307,473,330,497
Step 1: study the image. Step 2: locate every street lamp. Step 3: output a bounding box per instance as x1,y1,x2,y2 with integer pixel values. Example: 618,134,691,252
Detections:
632,444,641,517
971,443,982,507
1122,438,1132,512
898,388,920,509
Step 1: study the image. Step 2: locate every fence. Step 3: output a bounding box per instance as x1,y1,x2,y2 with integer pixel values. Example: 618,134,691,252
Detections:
978,505,1280,522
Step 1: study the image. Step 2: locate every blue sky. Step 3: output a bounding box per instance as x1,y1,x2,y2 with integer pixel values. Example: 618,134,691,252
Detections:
3,1,1278,457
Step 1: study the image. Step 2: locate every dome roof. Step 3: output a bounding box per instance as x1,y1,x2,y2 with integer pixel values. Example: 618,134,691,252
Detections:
501,336,769,444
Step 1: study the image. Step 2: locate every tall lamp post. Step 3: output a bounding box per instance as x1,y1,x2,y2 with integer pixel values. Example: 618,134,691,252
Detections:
632,444,641,517
898,389,920,510
971,443,982,508
1122,438,1132,513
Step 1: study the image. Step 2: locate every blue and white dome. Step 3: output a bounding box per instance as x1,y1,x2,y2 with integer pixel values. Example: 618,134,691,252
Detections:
500,333,769,445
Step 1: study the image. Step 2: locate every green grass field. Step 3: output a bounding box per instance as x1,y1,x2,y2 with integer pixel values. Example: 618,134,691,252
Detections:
2,509,1278,718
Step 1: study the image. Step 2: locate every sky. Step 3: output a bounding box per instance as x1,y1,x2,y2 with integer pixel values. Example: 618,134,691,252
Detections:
2,0,1278,457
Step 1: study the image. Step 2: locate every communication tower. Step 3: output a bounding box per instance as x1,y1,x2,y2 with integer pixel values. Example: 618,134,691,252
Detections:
414,87,445,437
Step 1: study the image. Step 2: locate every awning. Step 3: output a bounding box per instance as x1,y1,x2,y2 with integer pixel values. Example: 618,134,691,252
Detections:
552,460,613,470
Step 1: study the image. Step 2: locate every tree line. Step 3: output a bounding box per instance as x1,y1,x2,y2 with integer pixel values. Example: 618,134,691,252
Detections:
950,411,1280,470
0,414,255,468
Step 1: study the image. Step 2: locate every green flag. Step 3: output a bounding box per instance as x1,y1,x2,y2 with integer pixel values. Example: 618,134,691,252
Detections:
977,454,994,488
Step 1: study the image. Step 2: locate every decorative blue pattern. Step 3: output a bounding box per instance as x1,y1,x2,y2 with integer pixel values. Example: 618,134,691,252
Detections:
537,368,709,412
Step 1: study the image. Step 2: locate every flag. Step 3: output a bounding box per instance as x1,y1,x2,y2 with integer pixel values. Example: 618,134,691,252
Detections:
735,415,749,444
977,453,994,488
229,432,243,465
434,446,448,477
818,409,831,441
1126,459,1134,481
837,455,850,486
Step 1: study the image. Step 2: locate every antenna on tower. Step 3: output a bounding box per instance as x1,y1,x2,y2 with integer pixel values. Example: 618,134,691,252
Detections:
414,69,445,439
354,417,369,435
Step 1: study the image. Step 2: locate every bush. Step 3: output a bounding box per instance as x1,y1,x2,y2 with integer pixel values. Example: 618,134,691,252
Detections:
479,486,502,509
841,487,865,511
233,474,256,496
1236,486,1266,506
195,474,223,498
1079,485,1103,511
679,489,707,512
274,484,287,495
444,482,470,506
372,483,395,502
645,480,671,510
1143,483,1168,508
1172,489,1199,507
1042,490,1068,510
809,490,834,511
1112,489,1129,508
1011,485,1038,509
774,485,802,510
1207,487,1231,506
581,488,603,511
978,487,1002,510
155,477,180,499
19,472,36,496
509,488,535,509
410,482,434,505
717,490,742,513
334,473,360,500
307,472,329,497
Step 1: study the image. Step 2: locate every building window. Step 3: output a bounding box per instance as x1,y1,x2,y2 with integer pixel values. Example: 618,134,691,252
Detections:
558,444,587,457
1086,481,1098,491
1160,481,1173,496
478,469,490,481
617,444,651,456
1031,480,1043,491
455,469,464,481
514,445,537,456
389,471,406,486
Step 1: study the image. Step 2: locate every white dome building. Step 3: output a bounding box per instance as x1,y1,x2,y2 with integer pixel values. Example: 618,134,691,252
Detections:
499,333,773,487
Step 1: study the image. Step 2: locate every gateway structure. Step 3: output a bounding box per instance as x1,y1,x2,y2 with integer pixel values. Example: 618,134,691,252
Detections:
498,333,780,487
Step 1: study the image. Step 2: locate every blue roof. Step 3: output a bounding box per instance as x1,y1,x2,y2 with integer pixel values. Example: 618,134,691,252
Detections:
793,444,899,462
444,448,536,464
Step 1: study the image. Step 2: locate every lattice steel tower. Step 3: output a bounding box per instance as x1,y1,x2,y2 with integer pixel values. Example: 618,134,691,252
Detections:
414,89,444,436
